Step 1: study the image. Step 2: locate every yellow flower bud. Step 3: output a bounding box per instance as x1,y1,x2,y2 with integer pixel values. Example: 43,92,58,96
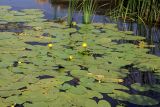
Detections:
18,61,22,64
48,43,53,48
82,43,87,48
69,55,73,60
72,21,77,26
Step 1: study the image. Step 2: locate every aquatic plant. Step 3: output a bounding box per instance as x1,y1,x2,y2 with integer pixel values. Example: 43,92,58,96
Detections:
82,42,87,48
69,55,74,60
67,0,79,26
108,0,160,26
72,21,77,26
67,0,106,24
82,0,97,24
47,43,53,48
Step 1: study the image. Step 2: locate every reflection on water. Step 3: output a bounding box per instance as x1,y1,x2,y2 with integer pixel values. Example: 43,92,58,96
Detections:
0,0,67,19
117,21,160,56
124,68,159,86
0,0,106,22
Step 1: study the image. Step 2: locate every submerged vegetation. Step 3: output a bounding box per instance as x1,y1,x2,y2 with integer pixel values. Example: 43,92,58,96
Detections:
0,5,160,107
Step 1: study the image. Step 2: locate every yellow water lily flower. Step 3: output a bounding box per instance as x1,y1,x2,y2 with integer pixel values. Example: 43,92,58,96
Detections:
82,43,87,48
138,41,145,48
69,55,73,60
48,43,53,48
72,21,77,26
18,61,22,64
95,75,105,83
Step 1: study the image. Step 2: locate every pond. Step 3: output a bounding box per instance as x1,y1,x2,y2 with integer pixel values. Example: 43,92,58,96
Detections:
0,0,160,107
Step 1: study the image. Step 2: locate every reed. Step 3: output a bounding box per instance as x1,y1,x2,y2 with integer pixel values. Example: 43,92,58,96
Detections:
67,0,79,26
67,0,107,24
108,0,160,26
82,0,97,24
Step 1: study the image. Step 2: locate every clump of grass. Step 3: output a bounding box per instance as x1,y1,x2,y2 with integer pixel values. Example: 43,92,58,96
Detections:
67,0,107,24
82,0,97,24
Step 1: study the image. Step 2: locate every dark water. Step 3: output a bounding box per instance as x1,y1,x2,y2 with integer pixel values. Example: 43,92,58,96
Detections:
117,21,160,56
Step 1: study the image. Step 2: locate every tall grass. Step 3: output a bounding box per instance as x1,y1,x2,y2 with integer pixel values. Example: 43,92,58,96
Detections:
108,0,160,26
67,0,98,24
82,0,97,24
67,0,79,25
